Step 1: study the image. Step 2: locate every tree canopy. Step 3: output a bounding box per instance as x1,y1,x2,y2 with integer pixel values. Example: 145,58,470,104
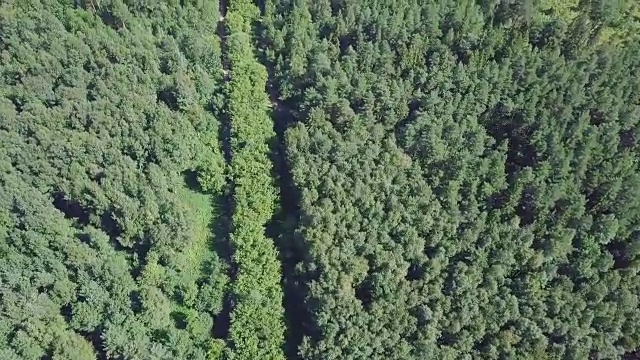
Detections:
1,0,640,359
263,0,640,358
0,0,228,358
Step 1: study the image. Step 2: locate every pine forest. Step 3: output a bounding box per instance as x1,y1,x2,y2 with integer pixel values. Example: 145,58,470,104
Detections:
1,0,640,359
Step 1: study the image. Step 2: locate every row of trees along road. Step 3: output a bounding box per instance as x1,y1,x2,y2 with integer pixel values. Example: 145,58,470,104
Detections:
223,0,286,358
262,0,640,359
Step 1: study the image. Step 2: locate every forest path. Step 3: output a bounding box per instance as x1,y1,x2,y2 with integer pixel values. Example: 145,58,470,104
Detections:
218,0,229,79
217,0,231,165
261,36,307,360
211,0,233,345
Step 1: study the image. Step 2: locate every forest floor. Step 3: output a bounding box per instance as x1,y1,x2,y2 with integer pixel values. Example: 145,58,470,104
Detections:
176,183,215,284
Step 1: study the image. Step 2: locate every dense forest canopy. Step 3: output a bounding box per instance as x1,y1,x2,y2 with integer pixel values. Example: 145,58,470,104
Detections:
0,0,229,358
263,0,640,358
1,0,640,359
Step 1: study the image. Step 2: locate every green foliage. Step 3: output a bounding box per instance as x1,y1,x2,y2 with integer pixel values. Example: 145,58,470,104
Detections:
3,0,640,359
263,0,640,358
223,0,285,358
0,0,228,358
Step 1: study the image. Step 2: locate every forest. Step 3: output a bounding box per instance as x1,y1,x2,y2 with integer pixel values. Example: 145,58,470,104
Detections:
0,0,639,359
